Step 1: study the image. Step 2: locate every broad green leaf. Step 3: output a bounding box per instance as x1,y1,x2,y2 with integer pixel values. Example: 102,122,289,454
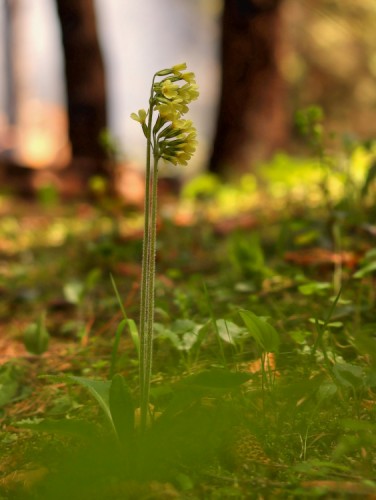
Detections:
67,376,115,432
17,418,99,439
332,363,364,390
317,382,337,403
109,374,135,446
127,319,140,354
239,310,280,353
110,319,128,379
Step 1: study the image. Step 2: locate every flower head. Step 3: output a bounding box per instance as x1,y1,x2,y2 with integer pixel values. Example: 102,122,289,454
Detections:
132,63,199,167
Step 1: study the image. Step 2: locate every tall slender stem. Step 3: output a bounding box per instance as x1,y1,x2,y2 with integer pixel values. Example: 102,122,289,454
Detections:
136,65,198,432
140,153,159,432
139,80,156,431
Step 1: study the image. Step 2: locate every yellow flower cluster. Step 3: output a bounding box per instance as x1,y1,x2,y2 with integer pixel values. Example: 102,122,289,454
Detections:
158,117,198,166
131,63,199,167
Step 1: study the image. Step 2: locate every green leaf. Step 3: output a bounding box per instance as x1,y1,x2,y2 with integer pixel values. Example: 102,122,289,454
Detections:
85,268,102,289
110,319,128,380
178,369,251,390
215,320,249,345
239,310,280,353
63,280,84,304
0,364,21,407
24,312,50,355
327,321,343,328
110,274,140,356
340,418,376,433
162,369,252,418
155,320,205,352
298,281,330,296
66,376,115,432
361,158,376,197
127,319,140,355
109,374,135,446
332,363,365,390
353,261,376,279
17,418,99,440
351,329,376,367
317,382,337,403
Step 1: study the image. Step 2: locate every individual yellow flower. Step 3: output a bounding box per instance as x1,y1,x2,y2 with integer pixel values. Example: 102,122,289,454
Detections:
182,140,197,154
181,72,196,84
181,83,200,103
175,151,192,166
156,103,180,122
171,119,193,131
171,98,189,115
130,109,147,123
161,80,179,100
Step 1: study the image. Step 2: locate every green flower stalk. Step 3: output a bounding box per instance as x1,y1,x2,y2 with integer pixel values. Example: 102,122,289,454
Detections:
131,63,199,431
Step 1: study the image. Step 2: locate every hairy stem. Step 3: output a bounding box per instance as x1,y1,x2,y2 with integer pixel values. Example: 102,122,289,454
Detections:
139,79,156,431
140,153,159,432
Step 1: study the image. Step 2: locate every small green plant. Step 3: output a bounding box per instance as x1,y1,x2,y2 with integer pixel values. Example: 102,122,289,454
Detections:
131,62,199,430
23,312,50,355
228,232,271,285
239,310,280,391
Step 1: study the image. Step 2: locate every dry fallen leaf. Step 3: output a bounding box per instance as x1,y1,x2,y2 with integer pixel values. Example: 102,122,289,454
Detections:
284,248,359,268
0,466,48,492
301,480,376,498
247,353,279,376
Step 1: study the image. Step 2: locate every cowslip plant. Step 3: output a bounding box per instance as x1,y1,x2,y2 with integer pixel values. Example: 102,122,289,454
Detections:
131,62,199,431
19,63,199,466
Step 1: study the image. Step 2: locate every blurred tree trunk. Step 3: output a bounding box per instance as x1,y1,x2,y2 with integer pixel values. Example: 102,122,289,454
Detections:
210,0,288,176
55,0,108,180
0,0,35,196
4,0,17,128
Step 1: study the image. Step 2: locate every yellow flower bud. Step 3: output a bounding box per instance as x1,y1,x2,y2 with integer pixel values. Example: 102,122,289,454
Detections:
172,62,187,74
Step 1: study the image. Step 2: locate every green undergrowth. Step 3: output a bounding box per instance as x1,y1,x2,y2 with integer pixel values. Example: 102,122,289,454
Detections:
0,141,376,498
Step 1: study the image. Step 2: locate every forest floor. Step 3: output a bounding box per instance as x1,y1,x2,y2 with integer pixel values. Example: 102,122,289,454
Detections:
0,156,376,499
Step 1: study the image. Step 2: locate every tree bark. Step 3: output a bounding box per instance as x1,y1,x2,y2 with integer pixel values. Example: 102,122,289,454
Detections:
4,0,17,127
210,0,288,176
55,0,108,178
